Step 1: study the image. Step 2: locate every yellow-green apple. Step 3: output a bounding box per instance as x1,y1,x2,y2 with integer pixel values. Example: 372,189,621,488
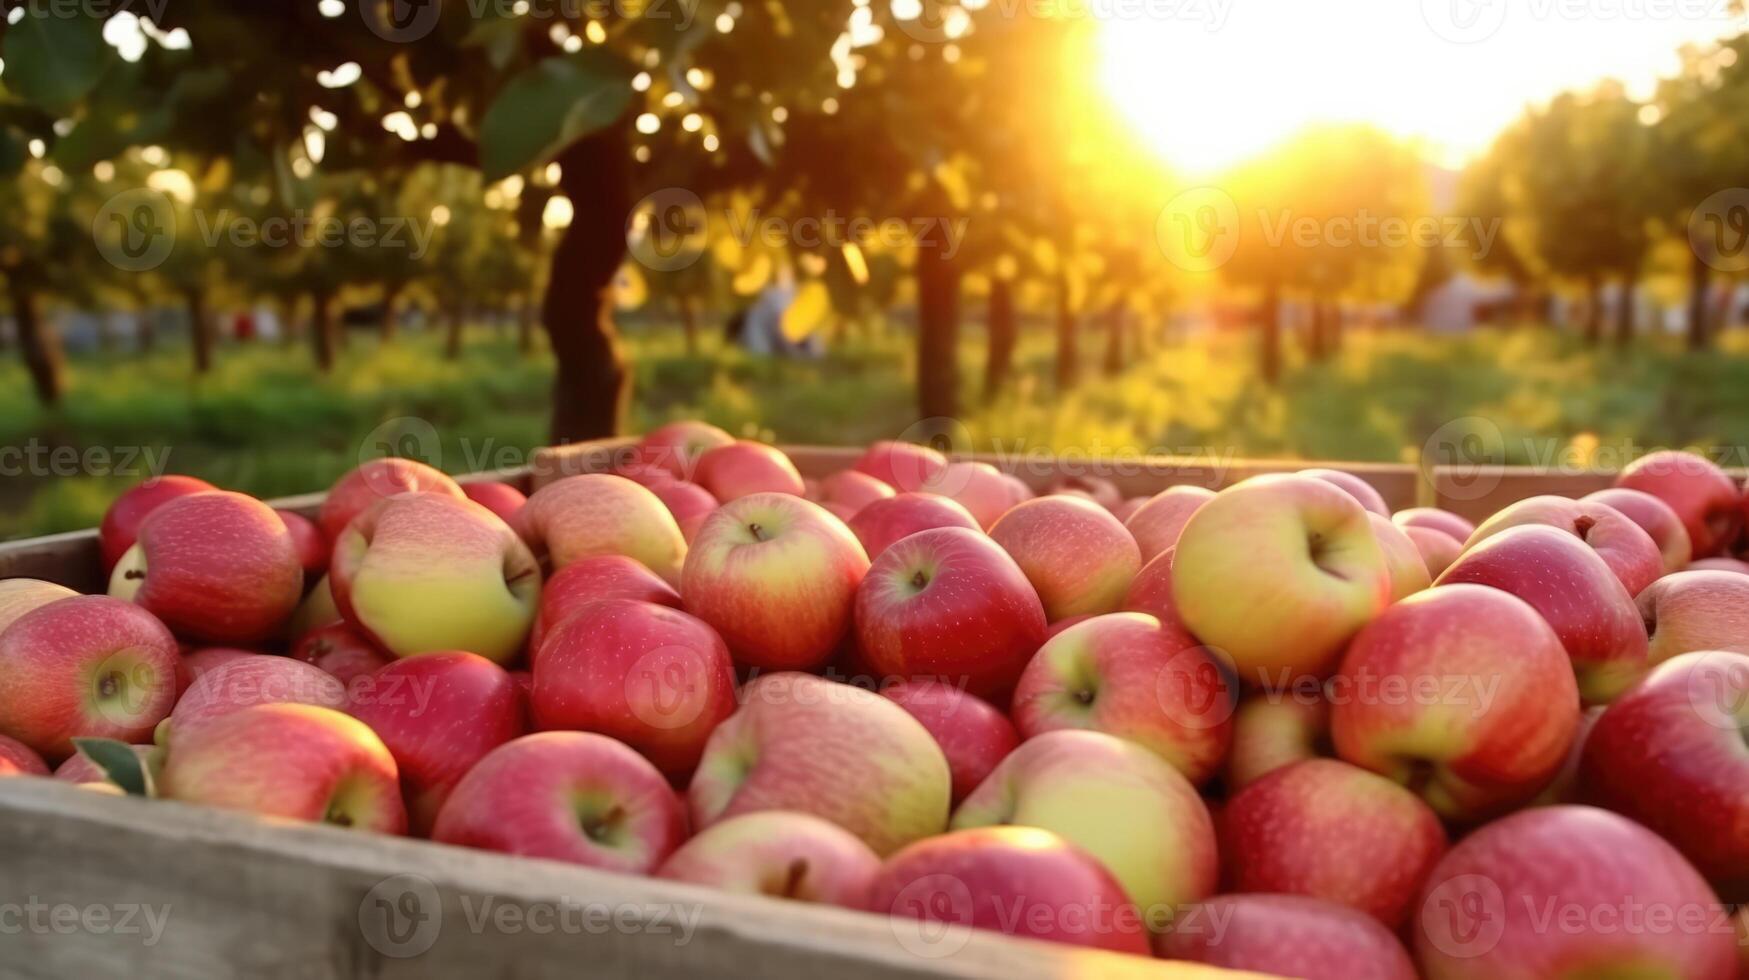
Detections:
952,730,1217,924
1159,894,1418,980
1436,525,1649,703
100,474,216,573
1638,572,1749,666
520,474,687,584
928,461,1014,529
695,441,806,501
1692,556,1749,575
1402,525,1464,578
331,492,541,663
288,573,342,638
1221,758,1446,926
0,595,180,760
110,491,304,645
637,420,735,479
532,598,736,779
1300,467,1391,516
1047,474,1122,511
648,481,719,542
0,578,78,634
1413,806,1735,980
432,731,686,871
1173,475,1390,686
0,734,49,776
1466,495,1663,596
1124,485,1215,563
460,481,527,528
1369,513,1433,601
853,440,948,494
162,652,349,746
1011,612,1234,785
689,672,949,856
277,509,329,586
990,496,1142,621
656,810,881,907
869,825,1151,955
1617,449,1743,558
318,458,464,542
1584,487,1694,573
528,555,683,658
290,623,393,686
161,702,406,833
846,492,980,560
878,679,1020,804
682,494,869,671
818,469,895,517
54,742,156,787
1391,507,1476,545
1331,584,1579,821
853,527,1047,701
1225,691,1331,791
349,651,527,834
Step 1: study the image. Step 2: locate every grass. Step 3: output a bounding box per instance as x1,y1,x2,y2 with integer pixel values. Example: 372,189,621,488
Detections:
3,319,1748,540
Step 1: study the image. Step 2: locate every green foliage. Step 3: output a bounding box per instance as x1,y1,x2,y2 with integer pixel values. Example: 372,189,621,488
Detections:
479,51,637,181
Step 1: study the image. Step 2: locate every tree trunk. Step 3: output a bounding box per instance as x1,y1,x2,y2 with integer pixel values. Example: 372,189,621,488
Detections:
1614,280,1635,349
983,276,1016,403
678,294,699,356
517,294,538,356
1584,279,1604,346
1260,284,1282,385
1325,301,1343,356
10,279,65,406
380,284,402,344
1055,276,1078,392
137,310,157,353
543,122,634,443
310,291,337,372
1687,250,1712,352
1102,301,1126,377
187,287,213,374
915,221,961,421
1305,301,1326,361
444,308,465,360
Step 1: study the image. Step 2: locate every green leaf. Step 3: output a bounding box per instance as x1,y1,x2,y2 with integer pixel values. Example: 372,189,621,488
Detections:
70,738,153,797
1,12,110,113
479,51,635,182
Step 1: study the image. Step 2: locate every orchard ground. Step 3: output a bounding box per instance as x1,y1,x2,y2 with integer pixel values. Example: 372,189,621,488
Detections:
4,320,1749,541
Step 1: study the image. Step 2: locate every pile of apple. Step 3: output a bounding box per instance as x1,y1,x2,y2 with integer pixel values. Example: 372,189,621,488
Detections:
3,424,1749,979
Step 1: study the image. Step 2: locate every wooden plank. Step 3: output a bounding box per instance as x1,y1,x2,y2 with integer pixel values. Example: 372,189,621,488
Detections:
0,780,1254,980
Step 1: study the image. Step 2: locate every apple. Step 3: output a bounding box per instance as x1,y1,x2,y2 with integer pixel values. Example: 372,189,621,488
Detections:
350,651,527,833
999,473,1035,507
1012,612,1234,786
928,461,1014,530
1159,894,1418,980
331,492,541,663
648,481,719,542
853,527,1047,701
1465,494,1663,596
460,481,528,528
637,420,735,479
952,730,1217,922
532,598,736,780
818,469,895,518
869,825,1151,955
1047,474,1122,511
1391,507,1476,545
1225,690,1331,791
990,496,1142,622
656,810,880,907
1369,513,1433,601
682,494,869,671
318,458,465,542
0,595,180,760
164,653,350,746
1124,485,1215,563
1692,556,1749,575
433,731,686,872
1413,806,1735,980
611,459,680,489
1173,475,1390,686
528,554,684,658
161,702,406,833
1402,524,1464,578
694,441,806,501
1300,467,1391,517
1638,571,1749,666
879,679,1020,804
1111,497,1148,523
853,440,948,494
100,474,216,574
0,578,78,635
1616,449,1743,558
689,672,949,856
290,623,393,686
1436,525,1649,703
1331,584,1579,821
1584,486,1695,573
1531,703,1604,806
846,492,981,561
288,573,342,638
0,734,49,777
54,743,156,787
176,647,257,696
277,509,330,585
110,491,304,645
1120,549,1184,626
520,474,687,585
1221,758,1446,927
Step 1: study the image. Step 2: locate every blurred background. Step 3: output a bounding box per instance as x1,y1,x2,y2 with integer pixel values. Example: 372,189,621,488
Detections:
4,0,1749,539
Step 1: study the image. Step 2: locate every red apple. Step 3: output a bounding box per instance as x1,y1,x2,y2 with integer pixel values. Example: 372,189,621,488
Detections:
1225,690,1331,791
520,474,687,585
648,481,719,542
290,623,393,687
870,826,1151,955
1047,474,1122,511
694,441,806,501
0,595,180,760
0,734,49,777
1584,486,1695,573
528,555,683,658
1300,467,1391,516
990,496,1142,622
1111,497,1147,523
176,647,257,696
1466,494,1663,596
460,481,528,528
1331,584,1580,821
277,509,330,584
1638,571,1749,666
1413,806,1734,979
350,651,527,833
853,526,1047,701
1159,894,1417,980
1124,485,1215,563
682,494,869,671
110,491,304,645
879,679,1020,804
1692,556,1749,576
999,473,1035,507
1617,449,1743,558
318,458,464,542
1121,548,1184,626
100,474,216,574
818,469,895,518
1391,507,1476,545
164,652,349,746
637,420,735,479
853,440,948,494
161,702,406,833
1437,524,1649,703
1403,524,1464,578
928,461,1014,530
1370,513,1433,601
432,731,686,873
846,492,981,561
656,811,881,907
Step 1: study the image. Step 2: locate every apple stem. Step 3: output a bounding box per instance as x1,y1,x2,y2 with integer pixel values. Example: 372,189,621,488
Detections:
782,858,809,898
747,522,768,542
